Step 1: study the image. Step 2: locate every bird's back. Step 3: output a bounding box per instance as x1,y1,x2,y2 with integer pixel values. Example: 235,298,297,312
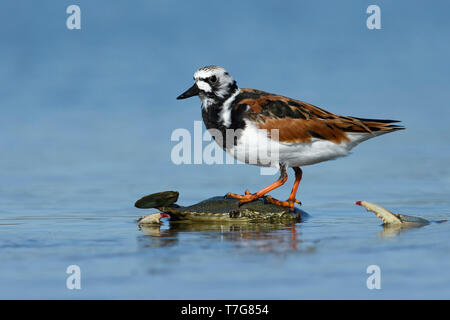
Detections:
225,88,404,167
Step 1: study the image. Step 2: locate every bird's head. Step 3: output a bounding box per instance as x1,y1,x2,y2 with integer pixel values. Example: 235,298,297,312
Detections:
177,66,238,108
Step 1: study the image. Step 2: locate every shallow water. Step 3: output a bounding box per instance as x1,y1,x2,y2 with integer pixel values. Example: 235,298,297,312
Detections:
1,160,449,299
1,1,450,299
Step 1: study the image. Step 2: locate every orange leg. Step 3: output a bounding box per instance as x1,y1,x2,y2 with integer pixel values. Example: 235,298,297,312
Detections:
265,167,303,210
226,166,288,205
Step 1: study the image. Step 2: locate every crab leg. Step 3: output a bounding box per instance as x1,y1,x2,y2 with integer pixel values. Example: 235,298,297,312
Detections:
355,201,402,225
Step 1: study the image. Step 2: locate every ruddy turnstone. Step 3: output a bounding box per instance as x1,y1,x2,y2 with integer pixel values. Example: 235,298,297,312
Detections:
177,66,404,209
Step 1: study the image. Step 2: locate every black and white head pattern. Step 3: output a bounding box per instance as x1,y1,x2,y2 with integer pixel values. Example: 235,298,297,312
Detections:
194,66,238,109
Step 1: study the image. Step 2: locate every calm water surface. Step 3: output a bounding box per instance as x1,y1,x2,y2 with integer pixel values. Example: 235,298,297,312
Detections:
1,1,450,299
1,142,449,299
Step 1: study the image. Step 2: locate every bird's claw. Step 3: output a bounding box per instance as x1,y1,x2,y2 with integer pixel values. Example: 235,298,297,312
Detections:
264,195,302,209
226,191,301,209
226,191,261,206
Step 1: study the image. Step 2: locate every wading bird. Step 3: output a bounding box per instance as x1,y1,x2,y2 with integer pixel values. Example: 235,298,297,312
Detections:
177,66,404,209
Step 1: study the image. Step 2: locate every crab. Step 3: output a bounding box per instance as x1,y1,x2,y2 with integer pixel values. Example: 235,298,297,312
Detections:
135,191,307,224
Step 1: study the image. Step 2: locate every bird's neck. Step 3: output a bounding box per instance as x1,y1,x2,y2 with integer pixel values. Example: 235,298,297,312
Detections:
201,87,245,150
200,81,238,110
201,80,240,126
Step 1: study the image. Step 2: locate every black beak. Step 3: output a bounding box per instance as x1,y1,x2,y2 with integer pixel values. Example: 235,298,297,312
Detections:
177,83,199,100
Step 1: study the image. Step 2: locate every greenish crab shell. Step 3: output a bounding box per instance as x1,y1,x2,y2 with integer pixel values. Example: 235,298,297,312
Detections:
135,192,305,223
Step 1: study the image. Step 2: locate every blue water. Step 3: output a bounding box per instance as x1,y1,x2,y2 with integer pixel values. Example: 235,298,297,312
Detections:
1,0,450,299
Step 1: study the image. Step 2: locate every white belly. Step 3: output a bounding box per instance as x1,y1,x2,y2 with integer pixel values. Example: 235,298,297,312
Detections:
226,122,372,168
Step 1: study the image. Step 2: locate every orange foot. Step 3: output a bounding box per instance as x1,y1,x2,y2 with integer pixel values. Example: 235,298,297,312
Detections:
265,195,301,210
225,190,262,206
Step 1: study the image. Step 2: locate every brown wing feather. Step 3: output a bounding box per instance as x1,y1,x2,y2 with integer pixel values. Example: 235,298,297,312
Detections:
238,88,404,144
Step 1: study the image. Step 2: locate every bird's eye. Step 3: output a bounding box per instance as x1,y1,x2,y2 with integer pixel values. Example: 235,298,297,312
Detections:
210,75,217,83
